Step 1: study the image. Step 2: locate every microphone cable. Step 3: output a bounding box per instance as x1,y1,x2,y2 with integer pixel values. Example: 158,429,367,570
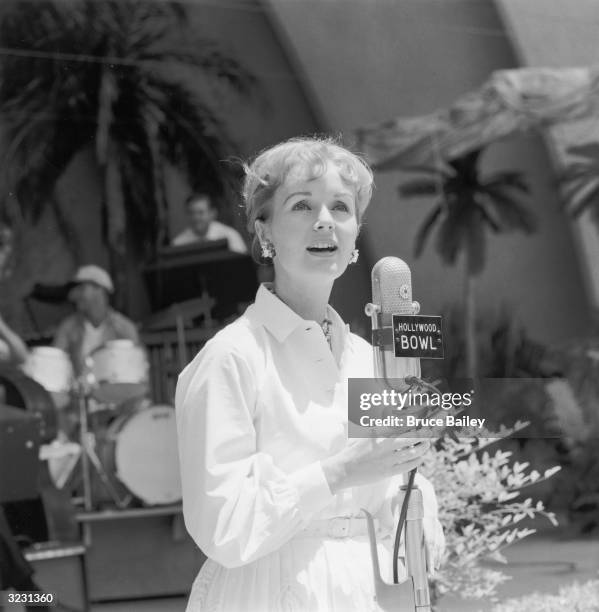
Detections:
393,466,417,584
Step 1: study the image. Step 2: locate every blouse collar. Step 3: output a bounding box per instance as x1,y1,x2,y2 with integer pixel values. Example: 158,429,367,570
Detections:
248,282,349,344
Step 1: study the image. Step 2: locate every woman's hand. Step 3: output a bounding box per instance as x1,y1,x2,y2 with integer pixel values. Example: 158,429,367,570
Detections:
423,516,445,576
321,437,430,495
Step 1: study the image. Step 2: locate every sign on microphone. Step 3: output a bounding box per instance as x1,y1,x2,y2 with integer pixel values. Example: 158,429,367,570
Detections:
392,314,444,359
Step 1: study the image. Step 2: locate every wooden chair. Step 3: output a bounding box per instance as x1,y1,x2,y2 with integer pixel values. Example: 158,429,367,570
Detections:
141,326,219,404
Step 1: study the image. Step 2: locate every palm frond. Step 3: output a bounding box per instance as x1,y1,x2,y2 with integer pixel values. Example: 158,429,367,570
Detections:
566,142,599,161
6,118,94,220
413,204,443,258
139,45,257,97
561,175,599,217
398,178,440,199
0,0,257,267
482,171,530,195
435,204,469,266
475,201,501,233
481,185,537,234
400,163,455,178
145,77,234,194
560,161,599,180
561,142,599,219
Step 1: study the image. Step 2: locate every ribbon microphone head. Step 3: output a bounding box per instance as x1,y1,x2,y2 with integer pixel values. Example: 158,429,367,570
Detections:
367,256,421,383
372,257,420,327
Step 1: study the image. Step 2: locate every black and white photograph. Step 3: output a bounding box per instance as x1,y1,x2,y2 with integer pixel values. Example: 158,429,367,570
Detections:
0,1,598,611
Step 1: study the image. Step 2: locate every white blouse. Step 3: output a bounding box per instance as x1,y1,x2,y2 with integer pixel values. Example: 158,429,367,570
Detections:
175,283,439,611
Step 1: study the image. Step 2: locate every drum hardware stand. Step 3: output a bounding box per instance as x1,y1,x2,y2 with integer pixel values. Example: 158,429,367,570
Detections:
75,378,132,511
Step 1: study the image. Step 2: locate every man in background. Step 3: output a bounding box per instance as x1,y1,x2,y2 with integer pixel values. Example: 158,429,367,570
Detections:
53,265,139,376
171,193,247,254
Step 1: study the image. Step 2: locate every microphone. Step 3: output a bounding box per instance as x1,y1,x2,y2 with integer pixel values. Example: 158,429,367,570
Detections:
364,256,432,611
366,256,421,386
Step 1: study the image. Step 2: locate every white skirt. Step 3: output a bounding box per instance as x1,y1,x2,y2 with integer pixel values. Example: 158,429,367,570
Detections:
186,534,406,612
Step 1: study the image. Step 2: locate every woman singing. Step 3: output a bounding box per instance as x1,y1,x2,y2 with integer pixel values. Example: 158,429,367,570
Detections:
175,137,444,611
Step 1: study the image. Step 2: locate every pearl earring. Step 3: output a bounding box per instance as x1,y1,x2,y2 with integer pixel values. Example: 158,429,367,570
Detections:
261,241,276,259
349,249,359,264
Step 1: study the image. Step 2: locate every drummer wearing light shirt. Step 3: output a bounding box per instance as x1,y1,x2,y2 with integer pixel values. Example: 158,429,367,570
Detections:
53,265,140,376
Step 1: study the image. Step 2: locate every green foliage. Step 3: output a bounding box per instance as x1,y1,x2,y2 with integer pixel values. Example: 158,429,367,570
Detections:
560,142,599,229
489,580,599,612
426,306,599,533
399,148,536,275
555,335,599,531
422,305,559,381
0,0,256,257
421,428,560,602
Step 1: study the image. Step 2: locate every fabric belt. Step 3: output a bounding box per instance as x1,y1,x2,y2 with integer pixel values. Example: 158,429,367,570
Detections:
296,516,378,539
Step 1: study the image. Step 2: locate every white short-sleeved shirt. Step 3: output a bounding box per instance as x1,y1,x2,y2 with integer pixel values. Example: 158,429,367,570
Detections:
172,220,248,254
81,320,107,358
175,283,438,612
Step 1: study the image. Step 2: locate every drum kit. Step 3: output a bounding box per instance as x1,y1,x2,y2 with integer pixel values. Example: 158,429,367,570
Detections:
21,340,182,511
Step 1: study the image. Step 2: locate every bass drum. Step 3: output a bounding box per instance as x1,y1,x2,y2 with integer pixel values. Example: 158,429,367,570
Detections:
99,399,181,506
0,365,57,442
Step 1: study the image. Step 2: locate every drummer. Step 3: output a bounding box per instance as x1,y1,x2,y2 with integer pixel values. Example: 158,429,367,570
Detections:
53,265,140,376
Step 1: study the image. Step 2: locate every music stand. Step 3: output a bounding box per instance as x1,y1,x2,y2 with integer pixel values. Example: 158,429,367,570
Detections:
143,241,258,318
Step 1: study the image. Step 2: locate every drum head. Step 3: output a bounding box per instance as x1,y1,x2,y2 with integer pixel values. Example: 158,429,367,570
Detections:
89,342,149,404
91,382,148,405
113,404,181,505
22,346,73,394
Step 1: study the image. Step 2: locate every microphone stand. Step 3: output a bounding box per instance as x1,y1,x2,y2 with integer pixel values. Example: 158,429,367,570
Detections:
397,474,431,610
364,302,431,612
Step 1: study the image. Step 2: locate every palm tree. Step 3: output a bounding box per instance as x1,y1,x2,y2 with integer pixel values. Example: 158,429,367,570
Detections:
0,1,256,306
560,142,599,229
398,148,536,380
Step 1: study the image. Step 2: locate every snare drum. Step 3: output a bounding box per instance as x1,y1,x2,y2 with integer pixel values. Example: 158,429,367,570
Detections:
88,340,149,404
98,400,181,506
22,346,73,394
21,346,73,410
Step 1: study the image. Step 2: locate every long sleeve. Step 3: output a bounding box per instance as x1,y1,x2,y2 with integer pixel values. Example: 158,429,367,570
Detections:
175,339,336,569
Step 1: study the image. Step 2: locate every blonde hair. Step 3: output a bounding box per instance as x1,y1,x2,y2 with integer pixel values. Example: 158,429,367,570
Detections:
242,136,374,262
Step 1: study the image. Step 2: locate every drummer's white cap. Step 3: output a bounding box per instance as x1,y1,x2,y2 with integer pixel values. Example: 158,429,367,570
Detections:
70,265,114,293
